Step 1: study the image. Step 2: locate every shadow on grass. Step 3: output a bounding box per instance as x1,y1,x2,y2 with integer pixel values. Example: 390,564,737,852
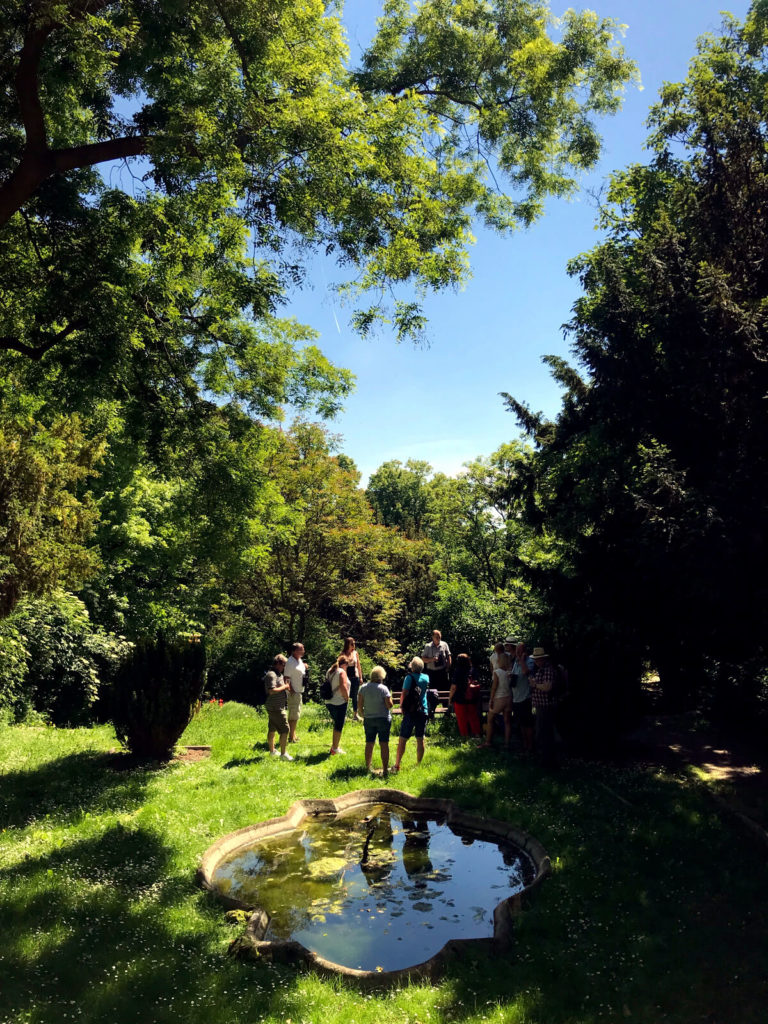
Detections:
0,824,305,1024
386,741,768,1024
223,755,268,769
0,751,150,830
300,752,334,766
327,764,370,782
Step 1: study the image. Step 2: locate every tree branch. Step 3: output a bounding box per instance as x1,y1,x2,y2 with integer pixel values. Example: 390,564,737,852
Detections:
213,0,254,86
0,319,87,360
0,134,153,227
15,23,49,151
0,1,147,228
53,135,152,174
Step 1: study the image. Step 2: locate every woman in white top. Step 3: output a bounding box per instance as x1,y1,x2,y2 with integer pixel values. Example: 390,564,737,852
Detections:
325,655,350,755
479,651,513,749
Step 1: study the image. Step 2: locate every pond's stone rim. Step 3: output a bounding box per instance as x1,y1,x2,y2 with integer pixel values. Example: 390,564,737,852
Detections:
197,788,550,986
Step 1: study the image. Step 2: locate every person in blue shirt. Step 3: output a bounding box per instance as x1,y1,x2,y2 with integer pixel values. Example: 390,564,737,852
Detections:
391,656,429,773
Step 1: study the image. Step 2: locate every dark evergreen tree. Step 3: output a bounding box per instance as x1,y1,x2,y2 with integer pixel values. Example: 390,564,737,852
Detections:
506,4,768,732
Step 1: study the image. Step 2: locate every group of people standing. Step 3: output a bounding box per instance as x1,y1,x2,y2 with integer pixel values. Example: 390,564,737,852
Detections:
261,629,562,772
483,637,559,765
320,642,430,775
430,634,559,764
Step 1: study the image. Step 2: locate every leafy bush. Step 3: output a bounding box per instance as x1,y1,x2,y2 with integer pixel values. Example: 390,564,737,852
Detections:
0,592,131,724
206,615,273,705
0,626,28,721
411,576,522,678
110,636,206,759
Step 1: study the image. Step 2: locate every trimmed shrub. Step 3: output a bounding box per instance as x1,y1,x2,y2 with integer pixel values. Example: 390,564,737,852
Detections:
111,636,206,760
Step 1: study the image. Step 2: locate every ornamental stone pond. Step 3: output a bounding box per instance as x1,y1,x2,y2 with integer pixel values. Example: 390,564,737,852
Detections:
199,790,550,985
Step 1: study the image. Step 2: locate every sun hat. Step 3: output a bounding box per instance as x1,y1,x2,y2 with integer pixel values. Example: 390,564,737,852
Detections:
504,636,518,645
531,647,548,659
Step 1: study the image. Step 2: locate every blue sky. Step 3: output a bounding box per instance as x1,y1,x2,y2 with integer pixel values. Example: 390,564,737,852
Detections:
283,1,751,483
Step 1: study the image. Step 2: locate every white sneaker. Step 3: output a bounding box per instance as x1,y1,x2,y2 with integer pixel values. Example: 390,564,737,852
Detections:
333,747,346,755
280,752,294,761
269,749,280,756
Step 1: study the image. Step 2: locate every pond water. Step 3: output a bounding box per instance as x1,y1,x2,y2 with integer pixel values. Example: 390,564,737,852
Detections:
212,802,535,972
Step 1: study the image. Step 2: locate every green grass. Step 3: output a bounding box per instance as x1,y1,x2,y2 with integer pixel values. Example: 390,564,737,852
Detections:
1,702,766,1024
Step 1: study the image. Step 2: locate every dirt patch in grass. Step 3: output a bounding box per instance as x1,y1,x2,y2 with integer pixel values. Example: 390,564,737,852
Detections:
178,744,212,763
105,744,212,770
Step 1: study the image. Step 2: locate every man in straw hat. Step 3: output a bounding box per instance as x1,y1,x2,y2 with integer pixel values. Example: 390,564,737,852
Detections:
517,646,558,767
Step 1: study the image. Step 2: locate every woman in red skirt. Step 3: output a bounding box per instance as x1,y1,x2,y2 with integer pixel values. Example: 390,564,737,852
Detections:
449,653,482,736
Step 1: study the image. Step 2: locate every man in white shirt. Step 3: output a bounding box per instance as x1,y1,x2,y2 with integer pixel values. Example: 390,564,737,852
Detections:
283,642,306,743
422,629,451,691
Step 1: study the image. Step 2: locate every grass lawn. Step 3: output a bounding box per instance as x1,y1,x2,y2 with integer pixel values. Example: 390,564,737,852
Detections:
1,702,766,1024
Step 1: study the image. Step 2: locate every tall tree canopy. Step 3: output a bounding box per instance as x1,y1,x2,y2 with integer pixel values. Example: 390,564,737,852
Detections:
1,0,635,388
505,3,768,716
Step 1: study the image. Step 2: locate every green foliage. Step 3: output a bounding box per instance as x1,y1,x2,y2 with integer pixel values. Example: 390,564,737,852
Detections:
364,444,538,667
504,5,768,725
110,635,206,759
366,459,434,538
84,405,285,638
0,0,635,390
0,0,637,723
0,388,104,617
205,611,275,705
240,422,426,665
414,575,520,670
427,441,533,592
0,591,131,724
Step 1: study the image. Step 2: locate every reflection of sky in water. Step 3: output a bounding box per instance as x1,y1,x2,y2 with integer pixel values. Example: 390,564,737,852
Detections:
213,804,534,972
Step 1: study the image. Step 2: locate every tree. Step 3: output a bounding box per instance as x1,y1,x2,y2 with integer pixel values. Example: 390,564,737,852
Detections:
0,385,104,617
110,635,206,760
427,441,532,591
505,4,768,723
83,403,286,637
1,0,635,387
238,422,429,663
366,459,434,538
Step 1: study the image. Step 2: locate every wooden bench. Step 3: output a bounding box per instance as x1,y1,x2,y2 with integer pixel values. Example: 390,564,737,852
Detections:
390,688,491,716
390,688,449,716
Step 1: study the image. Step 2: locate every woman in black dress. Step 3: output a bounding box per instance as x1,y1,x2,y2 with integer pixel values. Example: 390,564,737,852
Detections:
342,636,363,721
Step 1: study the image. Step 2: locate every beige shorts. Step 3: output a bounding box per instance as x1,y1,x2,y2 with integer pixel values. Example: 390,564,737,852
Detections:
490,696,511,714
267,704,289,735
287,691,303,721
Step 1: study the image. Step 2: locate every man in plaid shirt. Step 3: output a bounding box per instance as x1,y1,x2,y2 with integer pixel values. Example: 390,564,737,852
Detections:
517,645,558,768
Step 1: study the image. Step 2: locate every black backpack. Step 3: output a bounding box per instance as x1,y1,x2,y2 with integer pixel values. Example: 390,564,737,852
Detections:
320,669,334,701
401,673,421,714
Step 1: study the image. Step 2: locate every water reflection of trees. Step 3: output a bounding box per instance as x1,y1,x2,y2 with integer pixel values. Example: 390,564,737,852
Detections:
360,809,396,886
401,815,434,879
